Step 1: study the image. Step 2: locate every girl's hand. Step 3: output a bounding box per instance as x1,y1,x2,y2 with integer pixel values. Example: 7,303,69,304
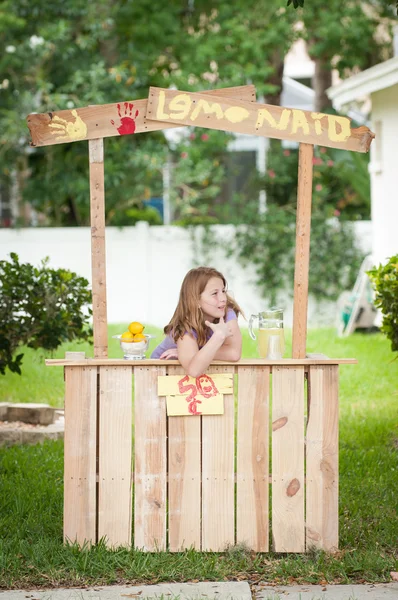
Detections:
159,348,179,360
205,316,232,341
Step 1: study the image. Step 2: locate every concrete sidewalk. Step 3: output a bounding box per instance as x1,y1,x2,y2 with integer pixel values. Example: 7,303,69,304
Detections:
1,582,398,600
0,581,250,600
253,583,398,599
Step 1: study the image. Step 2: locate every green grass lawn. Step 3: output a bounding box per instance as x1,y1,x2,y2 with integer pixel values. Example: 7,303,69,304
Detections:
0,327,397,588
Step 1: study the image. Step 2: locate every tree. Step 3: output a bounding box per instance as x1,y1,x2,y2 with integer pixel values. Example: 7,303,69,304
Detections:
0,253,92,375
170,0,298,105
1,0,395,224
0,0,184,226
299,0,396,110
263,140,371,220
287,0,398,14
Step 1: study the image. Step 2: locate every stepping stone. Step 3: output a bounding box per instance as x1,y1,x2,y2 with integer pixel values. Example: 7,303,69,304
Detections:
6,403,55,426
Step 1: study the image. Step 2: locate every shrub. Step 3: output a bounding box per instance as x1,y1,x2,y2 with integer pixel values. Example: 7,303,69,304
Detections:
368,255,398,353
231,203,365,305
264,140,371,221
0,253,92,375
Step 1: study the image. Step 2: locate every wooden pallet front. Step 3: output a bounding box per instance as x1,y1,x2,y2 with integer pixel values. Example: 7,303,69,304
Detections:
63,362,339,552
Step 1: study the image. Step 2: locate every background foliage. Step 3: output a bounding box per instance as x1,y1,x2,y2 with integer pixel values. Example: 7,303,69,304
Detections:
0,253,92,375
368,255,398,352
0,0,395,227
228,202,365,305
1,0,396,304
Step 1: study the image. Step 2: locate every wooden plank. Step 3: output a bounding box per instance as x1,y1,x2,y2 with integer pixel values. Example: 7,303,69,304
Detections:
26,85,256,147
236,366,269,551
167,366,201,551
98,366,133,547
272,366,305,552
202,366,235,551
46,358,358,367
306,365,339,551
64,366,97,545
292,143,313,359
134,365,167,551
89,139,108,358
147,87,375,153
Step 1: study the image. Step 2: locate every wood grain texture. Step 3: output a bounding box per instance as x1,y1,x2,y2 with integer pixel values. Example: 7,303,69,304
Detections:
147,87,375,152
134,365,167,551
201,366,235,551
306,365,339,550
64,366,97,545
46,358,358,367
98,366,133,547
27,86,256,147
167,366,201,551
292,143,314,359
89,139,108,358
272,366,305,552
236,366,269,551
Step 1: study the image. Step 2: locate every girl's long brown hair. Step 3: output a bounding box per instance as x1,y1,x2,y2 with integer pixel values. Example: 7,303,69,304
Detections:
164,266,243,347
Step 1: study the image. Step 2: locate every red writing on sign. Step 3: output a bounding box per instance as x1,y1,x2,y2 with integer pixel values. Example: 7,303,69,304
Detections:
178,374,219,415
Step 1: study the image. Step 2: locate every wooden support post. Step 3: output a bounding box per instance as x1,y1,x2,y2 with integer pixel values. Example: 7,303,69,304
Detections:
292,143,314,359
89,138,108,358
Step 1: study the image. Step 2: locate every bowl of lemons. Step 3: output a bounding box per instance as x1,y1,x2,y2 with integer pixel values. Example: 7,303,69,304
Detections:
113,321,154,360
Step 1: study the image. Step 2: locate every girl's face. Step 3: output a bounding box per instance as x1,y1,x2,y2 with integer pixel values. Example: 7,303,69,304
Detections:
199,277,227,321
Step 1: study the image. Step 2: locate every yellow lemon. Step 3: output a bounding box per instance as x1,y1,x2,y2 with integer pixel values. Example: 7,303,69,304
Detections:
133,333,146,343
121,331,134,342
128,321,144,335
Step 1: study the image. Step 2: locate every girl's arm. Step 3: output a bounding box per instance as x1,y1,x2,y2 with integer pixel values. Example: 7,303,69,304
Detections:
177,317,233,377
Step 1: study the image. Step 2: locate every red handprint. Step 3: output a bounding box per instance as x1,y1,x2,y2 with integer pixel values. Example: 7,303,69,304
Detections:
111,102,139,135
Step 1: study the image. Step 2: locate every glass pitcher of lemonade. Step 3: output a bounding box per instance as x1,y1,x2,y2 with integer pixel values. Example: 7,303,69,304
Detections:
249,308,285,359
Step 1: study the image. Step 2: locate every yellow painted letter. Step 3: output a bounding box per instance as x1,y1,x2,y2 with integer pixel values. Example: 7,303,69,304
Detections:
328,115,351,142
169,94,191,120
156,91,169,120
224,106,249,123
311,112,325,135
256,108,291,131
190,99,224,122
291,110,310,135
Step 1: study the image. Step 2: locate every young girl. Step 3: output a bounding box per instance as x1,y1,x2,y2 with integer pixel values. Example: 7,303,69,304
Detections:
151,266,243,377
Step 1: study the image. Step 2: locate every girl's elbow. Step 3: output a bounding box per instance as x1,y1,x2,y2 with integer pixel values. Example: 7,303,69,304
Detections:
186,366,205,378
231,348,242,362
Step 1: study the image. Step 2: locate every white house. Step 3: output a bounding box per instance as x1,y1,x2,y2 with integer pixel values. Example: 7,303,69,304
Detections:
327,55,398,268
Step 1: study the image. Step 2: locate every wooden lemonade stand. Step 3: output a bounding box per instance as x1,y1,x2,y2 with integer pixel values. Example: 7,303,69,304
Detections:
27,84,374,553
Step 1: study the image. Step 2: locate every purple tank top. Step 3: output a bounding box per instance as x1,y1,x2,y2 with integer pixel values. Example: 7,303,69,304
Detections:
150,308,237,359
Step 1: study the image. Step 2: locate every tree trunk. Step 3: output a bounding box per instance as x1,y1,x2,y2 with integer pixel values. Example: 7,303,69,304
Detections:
264,51,285,106
313,57,333,112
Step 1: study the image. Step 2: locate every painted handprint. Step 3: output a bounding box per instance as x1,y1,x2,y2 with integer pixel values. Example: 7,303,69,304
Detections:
49,109,87,141
111,102,139,135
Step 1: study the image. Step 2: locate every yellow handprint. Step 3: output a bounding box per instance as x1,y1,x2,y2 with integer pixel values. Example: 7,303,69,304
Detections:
49,109,88,141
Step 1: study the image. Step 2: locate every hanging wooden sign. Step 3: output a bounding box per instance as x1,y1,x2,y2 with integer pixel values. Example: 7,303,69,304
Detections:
146,87,374,153
157,373,233,416
26,85,256,147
